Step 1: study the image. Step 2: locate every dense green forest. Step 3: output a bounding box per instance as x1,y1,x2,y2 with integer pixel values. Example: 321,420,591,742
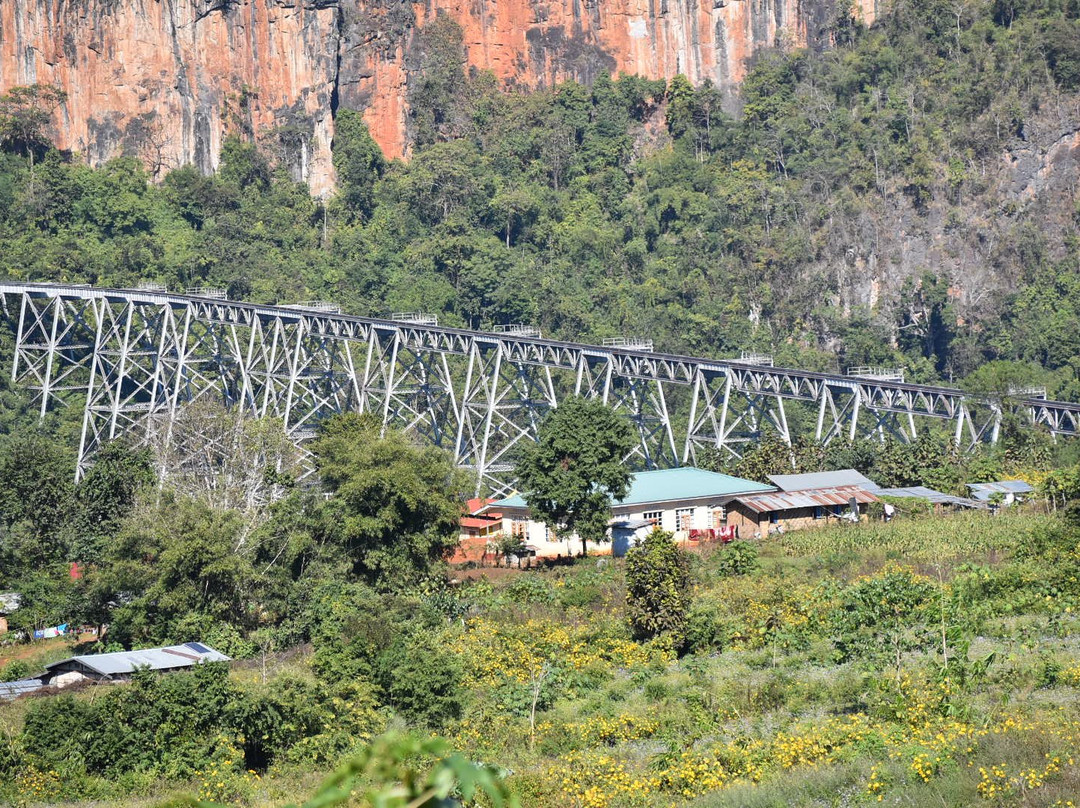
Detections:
1,0,1079,397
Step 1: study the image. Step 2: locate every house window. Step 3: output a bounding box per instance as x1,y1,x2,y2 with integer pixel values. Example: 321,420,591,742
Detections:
711,507,726,528
676,508,694,531
814,506,824,520
512,519,528,537
643,510,662,524
769,511,779,524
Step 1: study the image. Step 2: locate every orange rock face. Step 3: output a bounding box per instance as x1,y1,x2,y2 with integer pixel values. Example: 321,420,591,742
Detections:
0,0,875,193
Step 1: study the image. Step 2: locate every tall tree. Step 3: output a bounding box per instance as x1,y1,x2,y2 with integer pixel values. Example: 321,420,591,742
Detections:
515,397,634,557
0,84,66,166
332,109,386,220
0,431,74,573
313,413,468,585
71,440,155,563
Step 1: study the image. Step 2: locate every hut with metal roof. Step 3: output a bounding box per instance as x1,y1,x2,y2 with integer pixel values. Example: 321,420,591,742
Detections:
0,679,43,702
727,485,880,537
876,485,986,513
40,642,230,689
967,480,1035,506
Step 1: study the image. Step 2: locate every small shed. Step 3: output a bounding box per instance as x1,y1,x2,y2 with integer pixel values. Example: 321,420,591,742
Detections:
728,485,880,536
876,486,986,513
967,480,1035,506
40,642,230,689
0,679,43,702
610,519,655,557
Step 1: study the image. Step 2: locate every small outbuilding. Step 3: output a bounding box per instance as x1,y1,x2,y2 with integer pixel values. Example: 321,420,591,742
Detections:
876,485,986,513
726,485,880,536
0,592,21,635
0,679,43,702
967,480,1035,506
40,642,230,689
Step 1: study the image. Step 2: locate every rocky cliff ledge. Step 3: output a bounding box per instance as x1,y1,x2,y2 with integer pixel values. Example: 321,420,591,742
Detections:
0,0,875,194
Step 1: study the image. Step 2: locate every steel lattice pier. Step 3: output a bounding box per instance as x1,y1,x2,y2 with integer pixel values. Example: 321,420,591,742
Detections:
2,284,1078,495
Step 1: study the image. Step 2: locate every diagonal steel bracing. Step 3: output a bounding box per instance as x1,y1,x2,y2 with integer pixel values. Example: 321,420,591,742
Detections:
0,283,1077,491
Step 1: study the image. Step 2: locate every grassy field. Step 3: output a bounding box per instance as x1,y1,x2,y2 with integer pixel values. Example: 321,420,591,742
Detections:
5,507,1080,807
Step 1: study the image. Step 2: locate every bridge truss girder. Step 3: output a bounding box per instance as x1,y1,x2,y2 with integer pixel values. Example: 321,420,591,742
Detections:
2,285,1076,495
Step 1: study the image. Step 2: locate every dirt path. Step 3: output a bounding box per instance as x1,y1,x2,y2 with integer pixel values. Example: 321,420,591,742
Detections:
0,633,96,667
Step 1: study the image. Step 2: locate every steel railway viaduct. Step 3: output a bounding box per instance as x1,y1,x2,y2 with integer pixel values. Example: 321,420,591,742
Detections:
2,283,1078,494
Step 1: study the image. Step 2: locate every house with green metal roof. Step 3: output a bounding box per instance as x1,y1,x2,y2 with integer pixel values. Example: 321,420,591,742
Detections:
481,467,775,557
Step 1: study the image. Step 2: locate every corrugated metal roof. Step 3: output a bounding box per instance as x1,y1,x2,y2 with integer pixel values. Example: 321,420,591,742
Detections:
491,468,774,510
465,497,496,515
768,469,880,492
968,480,1035,495
612,519,654,530
733,485,879,514
46,642,230,678
0,679,42,700
877,486,986,509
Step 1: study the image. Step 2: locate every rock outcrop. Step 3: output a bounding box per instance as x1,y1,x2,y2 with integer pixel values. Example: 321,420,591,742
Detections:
0,0,877,193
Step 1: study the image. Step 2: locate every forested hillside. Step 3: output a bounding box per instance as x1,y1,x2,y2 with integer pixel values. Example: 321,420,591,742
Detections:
1,0,1079,396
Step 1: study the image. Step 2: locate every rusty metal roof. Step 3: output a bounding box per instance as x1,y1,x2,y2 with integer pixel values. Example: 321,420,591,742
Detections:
733,485,879,514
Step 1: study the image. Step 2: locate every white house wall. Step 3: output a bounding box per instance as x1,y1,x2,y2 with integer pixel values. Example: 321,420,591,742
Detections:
497,495,732,556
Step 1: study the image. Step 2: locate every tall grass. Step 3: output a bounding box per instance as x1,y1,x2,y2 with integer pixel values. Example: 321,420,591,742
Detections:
776,509,1055,561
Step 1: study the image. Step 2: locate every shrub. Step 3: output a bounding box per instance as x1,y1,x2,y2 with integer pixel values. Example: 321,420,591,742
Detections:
712,540,760,577
831,567,936,674
505,574,556,605
21,696,95,774
376,636,463,729
626,529,692,650
684,602,725,654
0,659,32,681
557,583,603,609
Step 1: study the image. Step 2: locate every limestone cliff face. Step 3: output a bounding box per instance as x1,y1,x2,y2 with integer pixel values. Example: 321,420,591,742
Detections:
0,0,875,193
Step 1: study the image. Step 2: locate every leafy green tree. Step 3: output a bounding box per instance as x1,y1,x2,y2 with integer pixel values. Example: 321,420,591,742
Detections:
665,75,695,139
408,15,470,145
333,109,386,220
375,636,464,729
0,431,74,573
515,397,634,556
0,84,66,165
625,529,692,650
831,567,935,680
217,136,271,193
104,496,255,646
1045,18,1080,89
70,440,154,562
313,413,468,585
